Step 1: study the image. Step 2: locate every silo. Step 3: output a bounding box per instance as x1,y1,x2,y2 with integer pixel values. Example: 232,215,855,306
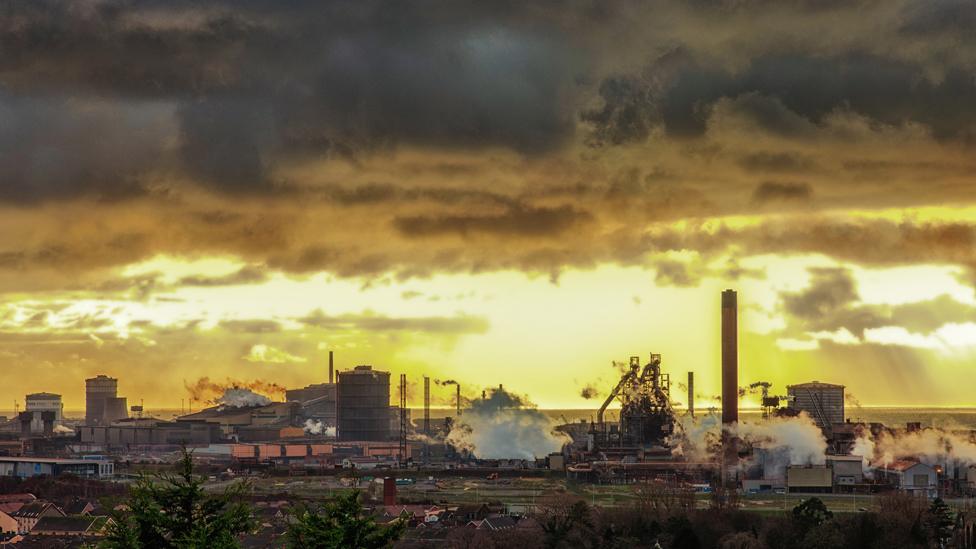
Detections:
336,366,391,441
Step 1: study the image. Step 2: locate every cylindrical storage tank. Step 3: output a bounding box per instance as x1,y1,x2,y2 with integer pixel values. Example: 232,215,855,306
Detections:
337,366,392,441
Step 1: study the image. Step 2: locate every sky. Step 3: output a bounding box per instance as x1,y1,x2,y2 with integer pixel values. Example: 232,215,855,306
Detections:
3,0,976,411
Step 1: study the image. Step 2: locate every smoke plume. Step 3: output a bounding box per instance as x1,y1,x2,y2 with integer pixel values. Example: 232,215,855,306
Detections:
303,419,337,437
53,424,74,434
580,384,599,400
215,388,272,409
671,412,827,478
184,377,286,403
446,386,569,460
859,427,976,469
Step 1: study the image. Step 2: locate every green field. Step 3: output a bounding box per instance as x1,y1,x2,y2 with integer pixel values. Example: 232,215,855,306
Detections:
202,475,976,515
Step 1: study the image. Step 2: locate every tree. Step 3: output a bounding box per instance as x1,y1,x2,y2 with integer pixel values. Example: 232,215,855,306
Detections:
286,490,404,549
792,497,833,529
925,497,954,549
101,449,254,548
536,496,594,549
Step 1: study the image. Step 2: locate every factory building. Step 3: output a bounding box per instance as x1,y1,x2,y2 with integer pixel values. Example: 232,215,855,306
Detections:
24,393,63,434
0,456,114,479
786,465,833,493
286,384,337,426
179,401,301,438
85,375,128,426
337,365,392,441
787,381,844,431
78,421,220,447
874,460,938,498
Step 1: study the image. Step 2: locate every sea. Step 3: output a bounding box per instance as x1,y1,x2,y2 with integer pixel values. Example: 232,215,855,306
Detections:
18,407,976,431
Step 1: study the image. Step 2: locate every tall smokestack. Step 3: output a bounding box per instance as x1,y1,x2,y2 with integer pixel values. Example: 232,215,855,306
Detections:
423,377,430,435
456,384,462,416
328,351,334,384
687,372,694,418
722,289,738,425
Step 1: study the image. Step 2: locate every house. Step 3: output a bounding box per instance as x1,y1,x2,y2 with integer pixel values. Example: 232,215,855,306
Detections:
378,505,440,526
451,503,490,522
11,502,65,533
0,509,17,534
874,460,938,498
0,494,36,505
0,502,24,516
473,516,517,530
63,499,96,516
32,515,112,536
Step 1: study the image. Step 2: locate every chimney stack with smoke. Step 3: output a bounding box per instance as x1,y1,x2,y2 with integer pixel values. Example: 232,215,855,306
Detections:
688,371,695,418
722,289,738,426
328,351,334,384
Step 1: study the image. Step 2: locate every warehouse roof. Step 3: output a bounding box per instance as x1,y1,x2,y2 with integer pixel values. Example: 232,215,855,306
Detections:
787,381,844,390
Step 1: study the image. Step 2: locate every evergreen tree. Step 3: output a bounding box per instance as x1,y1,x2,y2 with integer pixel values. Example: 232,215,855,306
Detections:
925,497,954,549
286,490,404,549
101,449,254,549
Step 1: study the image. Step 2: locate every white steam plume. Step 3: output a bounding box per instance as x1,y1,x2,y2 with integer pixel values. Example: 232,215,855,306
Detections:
216,388,271,409
303,419,336,437
671,412,827,477
446,387,569,460
861,428,976,469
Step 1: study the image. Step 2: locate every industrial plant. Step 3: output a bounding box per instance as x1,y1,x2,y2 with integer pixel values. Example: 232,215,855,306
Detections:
0,289,974,505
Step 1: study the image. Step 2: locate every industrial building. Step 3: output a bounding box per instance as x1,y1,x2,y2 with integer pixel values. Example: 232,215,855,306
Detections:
591,353,675,451
286,350,338,427
77,420,220,447
85,375,128,426
0,456,114,479
337,365,392,441
24,393,63,434
873,460,938,498
787,381,845,432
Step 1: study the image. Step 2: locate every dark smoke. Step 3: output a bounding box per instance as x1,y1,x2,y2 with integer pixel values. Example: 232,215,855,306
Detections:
184,376,286,404
580,384,599,399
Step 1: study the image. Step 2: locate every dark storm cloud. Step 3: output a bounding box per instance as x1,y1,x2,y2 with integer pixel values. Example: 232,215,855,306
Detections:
586,52,976,144
179,265,269,287
776,266,976,339
394,204,592,238
752,181,812,203
218,319,282,333
782,268,858,319
898,0,976,36
0,0,588,199
653,259,700,287
739,152,816,173
1,0,976,287
0,93,171,204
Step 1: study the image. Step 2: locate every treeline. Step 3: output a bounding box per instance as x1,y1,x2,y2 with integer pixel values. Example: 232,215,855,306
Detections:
99,454,967,549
